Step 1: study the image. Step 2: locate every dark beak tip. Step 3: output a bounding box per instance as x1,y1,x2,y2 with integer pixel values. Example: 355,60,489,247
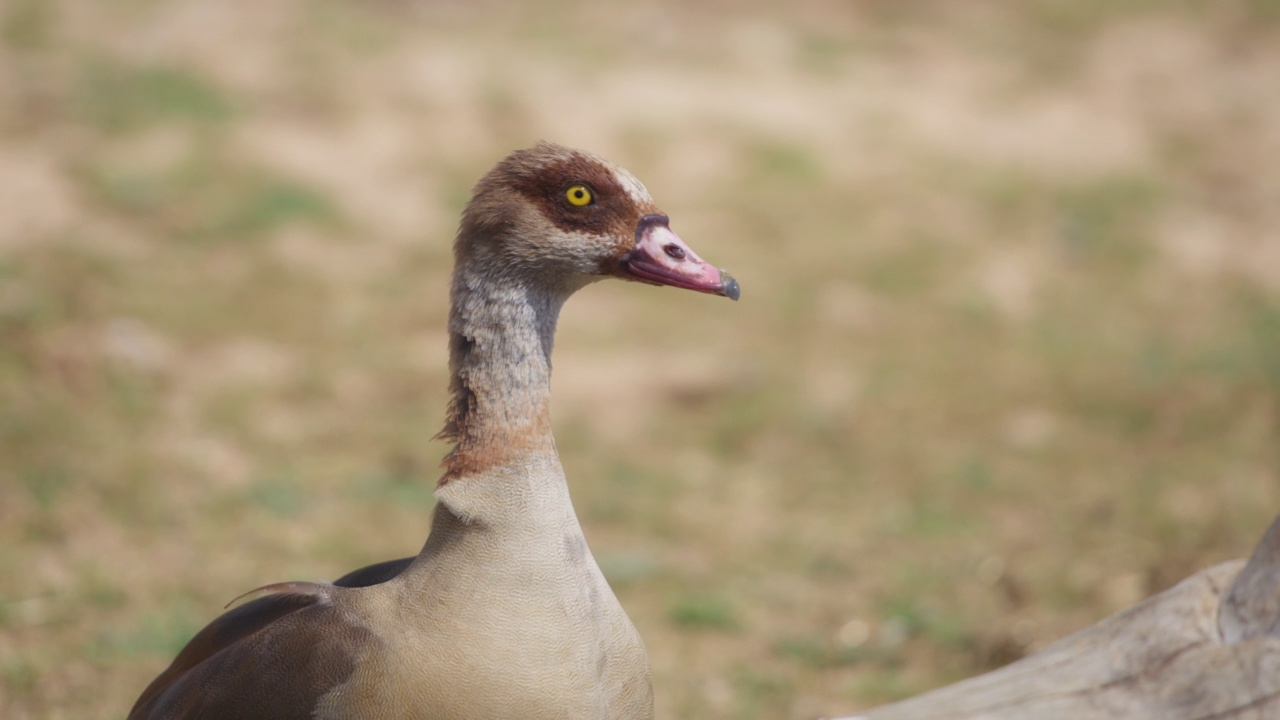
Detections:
722,275,741,301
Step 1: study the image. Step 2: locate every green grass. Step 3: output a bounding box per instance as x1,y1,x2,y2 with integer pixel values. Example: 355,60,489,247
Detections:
2,0,53,51
77,59,235,132
669,594,740,631
91,605,204,662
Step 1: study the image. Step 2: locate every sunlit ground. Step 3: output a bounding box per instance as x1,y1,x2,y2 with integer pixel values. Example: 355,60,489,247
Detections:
2,1,1279,718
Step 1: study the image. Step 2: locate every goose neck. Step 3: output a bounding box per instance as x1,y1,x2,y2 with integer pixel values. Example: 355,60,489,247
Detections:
437,263,569,483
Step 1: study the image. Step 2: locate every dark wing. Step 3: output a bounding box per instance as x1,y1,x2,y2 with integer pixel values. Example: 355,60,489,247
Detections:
333,556,415,588
129,583,376,720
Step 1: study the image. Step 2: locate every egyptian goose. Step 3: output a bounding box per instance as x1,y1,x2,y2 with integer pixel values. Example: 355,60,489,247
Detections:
128,142,739,720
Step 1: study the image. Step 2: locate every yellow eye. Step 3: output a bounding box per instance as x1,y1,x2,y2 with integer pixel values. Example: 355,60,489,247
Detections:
565,184,593,207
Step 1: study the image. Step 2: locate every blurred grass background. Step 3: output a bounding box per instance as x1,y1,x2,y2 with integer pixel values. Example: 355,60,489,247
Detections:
2,0,1280,718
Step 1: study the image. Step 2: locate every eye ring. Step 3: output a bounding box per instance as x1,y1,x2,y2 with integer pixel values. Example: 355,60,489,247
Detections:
565,184,594,207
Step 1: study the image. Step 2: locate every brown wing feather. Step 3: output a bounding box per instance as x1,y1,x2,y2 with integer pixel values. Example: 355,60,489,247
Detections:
129,583,376,720
333,556,415,588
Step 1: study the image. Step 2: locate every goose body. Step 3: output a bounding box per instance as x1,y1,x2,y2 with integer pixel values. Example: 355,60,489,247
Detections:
128,143,738,720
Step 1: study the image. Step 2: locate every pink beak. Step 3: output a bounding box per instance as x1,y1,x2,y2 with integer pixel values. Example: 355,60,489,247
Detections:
619,215,740,300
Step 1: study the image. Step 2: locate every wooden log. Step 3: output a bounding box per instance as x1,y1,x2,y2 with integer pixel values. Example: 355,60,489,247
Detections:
833,514,1280,720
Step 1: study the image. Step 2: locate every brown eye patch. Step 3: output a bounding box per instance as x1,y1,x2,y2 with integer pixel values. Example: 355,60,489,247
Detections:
512,152,657,242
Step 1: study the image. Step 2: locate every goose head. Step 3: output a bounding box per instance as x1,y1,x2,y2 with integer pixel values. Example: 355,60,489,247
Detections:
456,142,740,300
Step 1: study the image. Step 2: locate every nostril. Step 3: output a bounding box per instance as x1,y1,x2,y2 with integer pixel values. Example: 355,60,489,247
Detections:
663,244,686,260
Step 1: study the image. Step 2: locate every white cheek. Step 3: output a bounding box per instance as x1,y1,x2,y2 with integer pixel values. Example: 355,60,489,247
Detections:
612,167,652,206
558,230,615,271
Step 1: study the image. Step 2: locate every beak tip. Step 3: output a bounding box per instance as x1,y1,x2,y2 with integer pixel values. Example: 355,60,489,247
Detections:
720,273,741,301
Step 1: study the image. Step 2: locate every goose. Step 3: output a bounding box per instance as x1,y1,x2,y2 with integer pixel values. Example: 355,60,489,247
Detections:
128,142,739,720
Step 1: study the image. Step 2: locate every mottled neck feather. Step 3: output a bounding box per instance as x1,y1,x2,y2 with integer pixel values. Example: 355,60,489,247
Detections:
436,254,569,485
